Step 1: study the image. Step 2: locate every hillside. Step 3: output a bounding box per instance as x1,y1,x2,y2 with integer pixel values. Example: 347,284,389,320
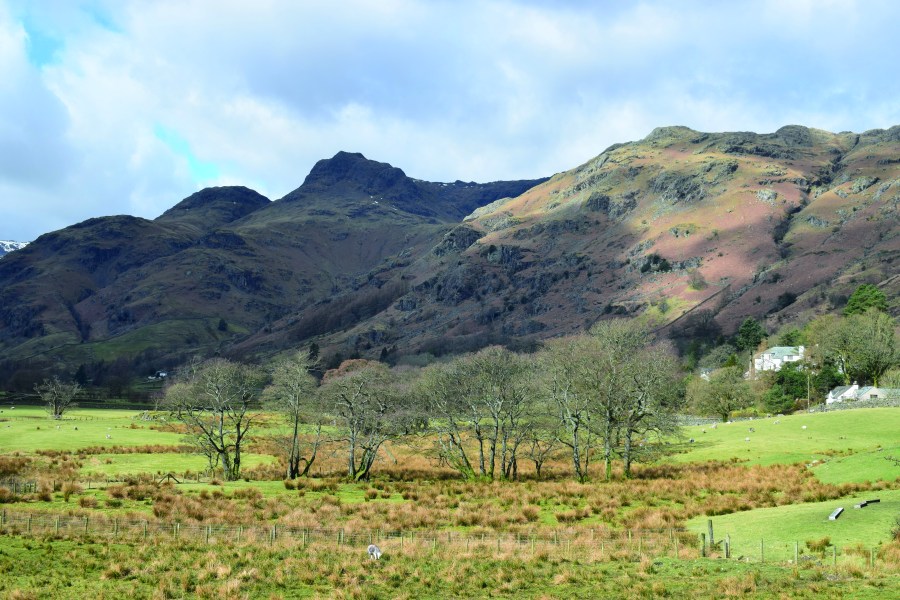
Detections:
0,152,545,384
0,126,898,383
296,125,899,361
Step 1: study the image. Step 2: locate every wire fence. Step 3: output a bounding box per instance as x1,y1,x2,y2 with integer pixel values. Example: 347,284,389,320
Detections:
0,509,692,557
0,509,890,569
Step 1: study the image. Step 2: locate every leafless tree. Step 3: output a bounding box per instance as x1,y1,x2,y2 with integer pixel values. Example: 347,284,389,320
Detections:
421,347,532,480
164,358,266,481
265,351,324,478
320,360,412,481
34,376,80,420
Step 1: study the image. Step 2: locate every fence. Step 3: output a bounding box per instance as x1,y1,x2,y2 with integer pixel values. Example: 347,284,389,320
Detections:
0,509,889,569
0,479,37,494
0,509,690,558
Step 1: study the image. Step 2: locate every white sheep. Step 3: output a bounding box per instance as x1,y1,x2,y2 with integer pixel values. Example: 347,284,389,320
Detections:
367,544,382,560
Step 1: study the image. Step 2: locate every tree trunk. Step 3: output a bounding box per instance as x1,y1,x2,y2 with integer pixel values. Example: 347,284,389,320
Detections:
623,430,633,479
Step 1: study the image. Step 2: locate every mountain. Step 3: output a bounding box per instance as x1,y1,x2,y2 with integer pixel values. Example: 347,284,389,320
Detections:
0,152,546,386
1,127,898,389
0,241,28,258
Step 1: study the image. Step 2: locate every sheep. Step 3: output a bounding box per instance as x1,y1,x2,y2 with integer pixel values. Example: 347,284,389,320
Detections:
367,544,382,560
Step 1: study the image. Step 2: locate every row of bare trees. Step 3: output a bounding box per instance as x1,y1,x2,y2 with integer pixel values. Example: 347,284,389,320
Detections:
163,319,686,482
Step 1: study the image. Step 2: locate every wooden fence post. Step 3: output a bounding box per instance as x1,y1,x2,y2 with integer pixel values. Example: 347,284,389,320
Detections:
700,533,706,557
760,540,764,563
794,542,799,564
725,534,731,559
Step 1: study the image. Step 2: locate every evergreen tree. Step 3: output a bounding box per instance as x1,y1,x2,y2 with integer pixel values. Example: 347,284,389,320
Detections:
844,284,888,315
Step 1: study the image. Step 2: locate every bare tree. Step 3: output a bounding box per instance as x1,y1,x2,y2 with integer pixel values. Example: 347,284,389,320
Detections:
539,336,597,482
421,347,532,481
265,351,324,479
522,419,560,480
35,376,80,420
321,360,411,481
165,358,265,481
588,319,651,481
617,343,684,478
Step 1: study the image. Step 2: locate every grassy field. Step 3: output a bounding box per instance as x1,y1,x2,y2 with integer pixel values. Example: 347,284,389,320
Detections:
1,536,898,599
2,405,899,598
0,406,185,451
672,408,900,483
687,489,900,555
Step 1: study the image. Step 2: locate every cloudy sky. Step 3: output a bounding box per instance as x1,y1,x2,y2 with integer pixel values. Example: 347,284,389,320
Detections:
2,0,899,241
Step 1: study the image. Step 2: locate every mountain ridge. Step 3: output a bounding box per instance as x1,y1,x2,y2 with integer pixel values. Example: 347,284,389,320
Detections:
0,127,897,387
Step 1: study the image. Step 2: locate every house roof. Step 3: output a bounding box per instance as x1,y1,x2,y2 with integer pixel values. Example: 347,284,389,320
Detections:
760,346,802,359
829,385,854,398
857,386,876,395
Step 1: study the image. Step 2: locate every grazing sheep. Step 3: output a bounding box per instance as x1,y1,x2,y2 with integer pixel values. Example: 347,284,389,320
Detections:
748,427,755,433
367,544,382,560
106,434,111,439
802,425,807,430
745,437,750,442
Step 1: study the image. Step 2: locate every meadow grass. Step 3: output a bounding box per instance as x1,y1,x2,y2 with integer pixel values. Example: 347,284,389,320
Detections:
687,488,900,554
78,452,278,477
0,406,185,451
2,536,899,599
3,405,900,598
672,407,900,480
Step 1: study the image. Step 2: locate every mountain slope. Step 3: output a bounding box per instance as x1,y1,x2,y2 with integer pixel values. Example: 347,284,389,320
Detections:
0,153,547,383
1,128,897,387
283,125,899,361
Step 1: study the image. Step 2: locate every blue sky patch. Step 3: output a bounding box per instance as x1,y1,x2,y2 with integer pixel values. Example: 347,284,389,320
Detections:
153,124,220,182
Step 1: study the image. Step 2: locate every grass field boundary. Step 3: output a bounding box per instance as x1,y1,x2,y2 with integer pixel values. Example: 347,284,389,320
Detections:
0,509,891,570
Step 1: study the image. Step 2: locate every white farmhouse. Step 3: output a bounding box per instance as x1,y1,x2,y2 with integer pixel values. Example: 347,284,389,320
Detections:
753,346,805,373
826,384,900,404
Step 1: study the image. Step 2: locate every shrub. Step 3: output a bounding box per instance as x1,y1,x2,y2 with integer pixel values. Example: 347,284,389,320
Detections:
806,536,831,553
78,495,98,509
62,482,82,502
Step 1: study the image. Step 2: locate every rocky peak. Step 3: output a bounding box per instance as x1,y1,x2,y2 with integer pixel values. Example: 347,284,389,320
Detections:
293,151,412,197
155,186,270,229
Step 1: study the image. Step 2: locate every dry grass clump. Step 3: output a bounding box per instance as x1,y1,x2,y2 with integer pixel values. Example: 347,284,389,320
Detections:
805,536,831,553
0,455,32,477
61,481,82,502
78,495,98,508
719,572,758,597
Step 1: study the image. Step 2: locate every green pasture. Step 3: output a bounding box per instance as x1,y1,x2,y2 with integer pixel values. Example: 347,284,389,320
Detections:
2,537,898,600
78,452,278,478
0,406,185,451
687,488,900,556
673,408,900,483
